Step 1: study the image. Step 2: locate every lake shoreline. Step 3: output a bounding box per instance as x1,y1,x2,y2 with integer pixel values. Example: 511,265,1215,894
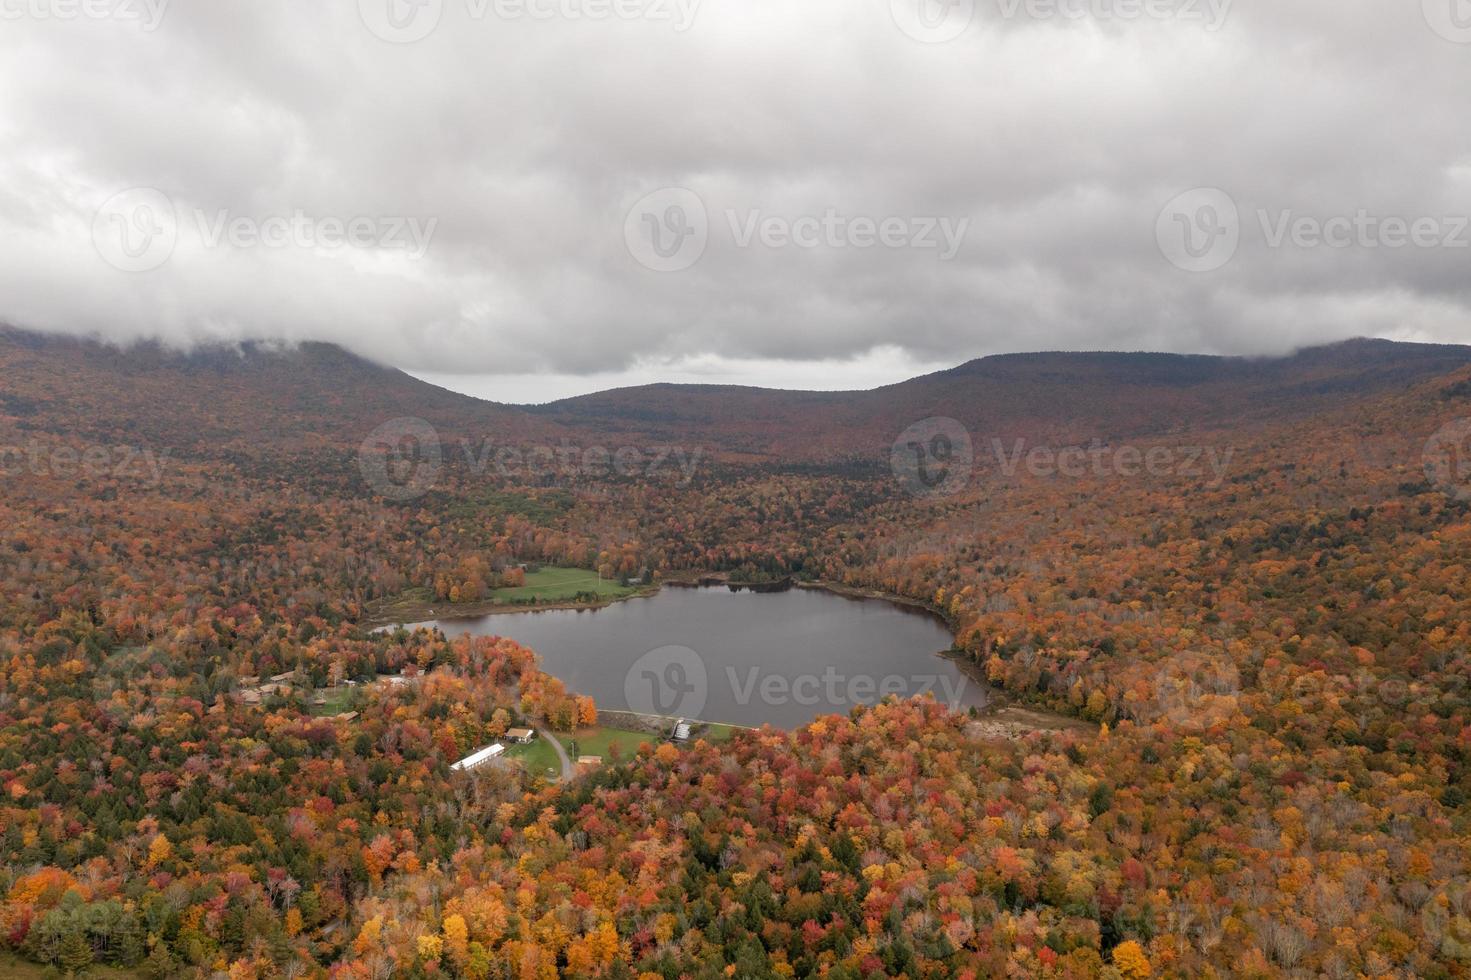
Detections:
795,579,949,619
367,575,943,632
367,574,1090,737
362,573,831,627
362,582,661,630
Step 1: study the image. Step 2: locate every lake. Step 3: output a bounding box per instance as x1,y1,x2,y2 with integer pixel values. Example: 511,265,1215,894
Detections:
402,585,985,728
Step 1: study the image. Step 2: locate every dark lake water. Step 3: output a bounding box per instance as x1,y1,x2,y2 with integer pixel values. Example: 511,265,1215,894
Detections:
404,586,985,728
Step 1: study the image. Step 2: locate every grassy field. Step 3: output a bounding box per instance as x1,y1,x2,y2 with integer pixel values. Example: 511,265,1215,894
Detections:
491,567,637,603
365,567,645,626
557,722,744,762
560,725,655,761
700,723,743,743
503,736,563,779
0,951,143,978
307,685,358,716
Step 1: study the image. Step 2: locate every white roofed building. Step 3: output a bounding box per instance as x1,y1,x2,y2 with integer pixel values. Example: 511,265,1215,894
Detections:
451,743,505,772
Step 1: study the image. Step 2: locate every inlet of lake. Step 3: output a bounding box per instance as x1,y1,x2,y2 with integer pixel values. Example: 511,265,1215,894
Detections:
400,586,987,729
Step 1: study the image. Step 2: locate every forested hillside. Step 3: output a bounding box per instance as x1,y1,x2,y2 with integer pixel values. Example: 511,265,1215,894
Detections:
1,329,1469,977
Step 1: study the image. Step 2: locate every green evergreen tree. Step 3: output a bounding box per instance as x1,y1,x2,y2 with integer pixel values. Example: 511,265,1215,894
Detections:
116,913,147,966
57,928,94,975
143,941,177,980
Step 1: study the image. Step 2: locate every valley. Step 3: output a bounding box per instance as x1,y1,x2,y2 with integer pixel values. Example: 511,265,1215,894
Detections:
1,328,1469,977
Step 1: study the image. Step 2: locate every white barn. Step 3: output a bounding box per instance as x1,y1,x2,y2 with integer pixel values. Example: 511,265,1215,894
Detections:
451,743,505,772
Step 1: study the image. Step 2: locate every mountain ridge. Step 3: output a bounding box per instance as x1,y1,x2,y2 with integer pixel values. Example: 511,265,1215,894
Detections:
4,327,1470,460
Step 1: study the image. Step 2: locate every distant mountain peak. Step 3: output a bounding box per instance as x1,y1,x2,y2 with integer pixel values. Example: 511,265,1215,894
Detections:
4,326,1469,460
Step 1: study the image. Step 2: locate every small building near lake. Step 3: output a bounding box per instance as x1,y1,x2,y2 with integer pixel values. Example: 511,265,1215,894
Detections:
506,728,536,744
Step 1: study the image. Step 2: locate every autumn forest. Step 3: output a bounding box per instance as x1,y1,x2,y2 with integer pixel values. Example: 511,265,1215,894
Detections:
1,330,1469,979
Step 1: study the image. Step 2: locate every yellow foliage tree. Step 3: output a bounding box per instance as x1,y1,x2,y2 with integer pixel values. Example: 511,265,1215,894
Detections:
146,833,172,870
1112,940,1152,979
443,913,470,968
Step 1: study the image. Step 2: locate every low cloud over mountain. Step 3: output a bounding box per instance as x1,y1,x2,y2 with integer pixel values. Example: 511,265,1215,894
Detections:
2,0,1469,388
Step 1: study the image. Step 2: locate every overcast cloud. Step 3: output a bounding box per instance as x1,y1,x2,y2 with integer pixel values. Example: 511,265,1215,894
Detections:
1,0,1469,397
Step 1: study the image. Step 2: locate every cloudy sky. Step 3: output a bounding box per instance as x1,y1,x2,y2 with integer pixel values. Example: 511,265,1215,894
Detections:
2,0,1469,402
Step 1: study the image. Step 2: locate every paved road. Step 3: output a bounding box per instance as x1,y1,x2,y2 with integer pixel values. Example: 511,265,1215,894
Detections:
537,727,573,781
